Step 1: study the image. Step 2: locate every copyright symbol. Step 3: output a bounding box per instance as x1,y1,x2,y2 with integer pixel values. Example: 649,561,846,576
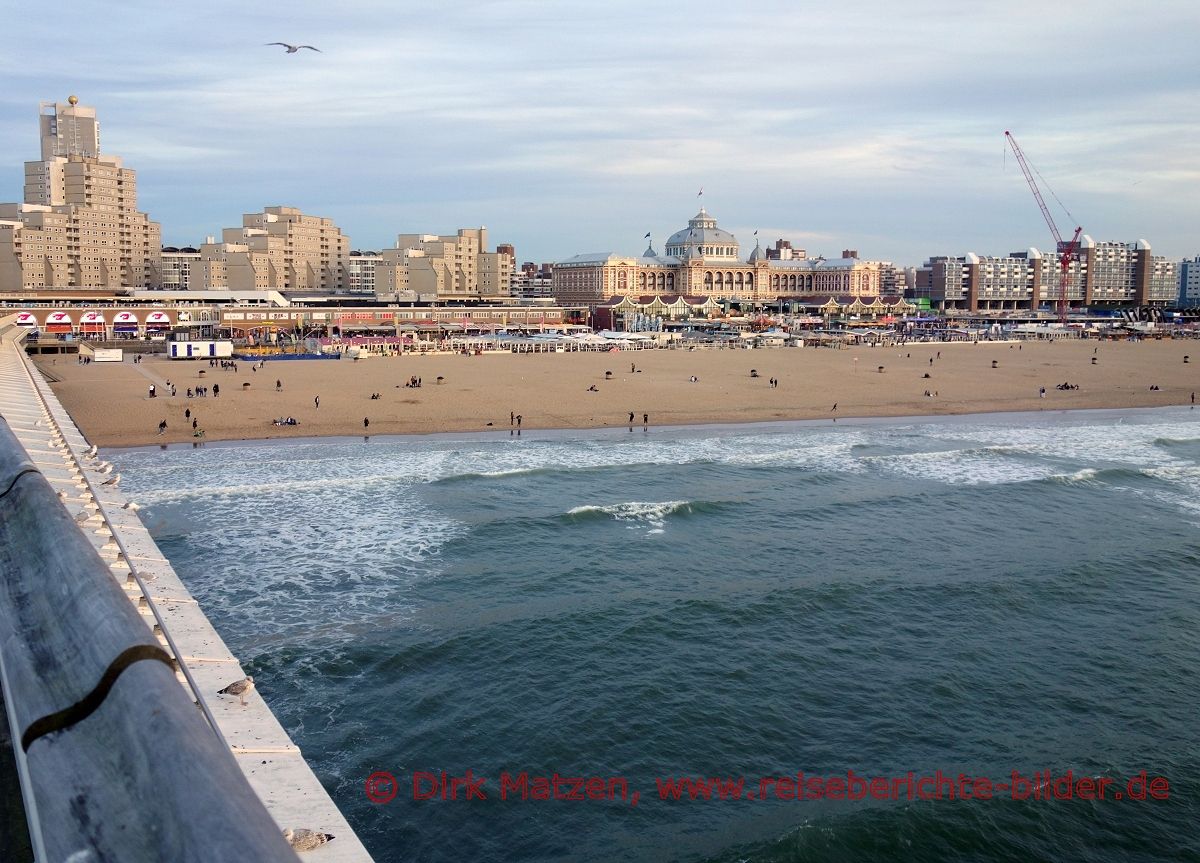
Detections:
365,771,398,804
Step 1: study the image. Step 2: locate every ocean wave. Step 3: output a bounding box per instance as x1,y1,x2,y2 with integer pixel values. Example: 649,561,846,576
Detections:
565,500,723,534
859,445,1053,486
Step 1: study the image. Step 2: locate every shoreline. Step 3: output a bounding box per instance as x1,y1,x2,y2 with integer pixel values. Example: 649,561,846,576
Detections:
37,339,1200,449
99,404,1197,454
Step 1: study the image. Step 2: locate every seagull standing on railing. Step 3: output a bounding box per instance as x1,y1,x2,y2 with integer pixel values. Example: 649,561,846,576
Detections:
218,676,255,706
284,829,336,851
266,42,321,53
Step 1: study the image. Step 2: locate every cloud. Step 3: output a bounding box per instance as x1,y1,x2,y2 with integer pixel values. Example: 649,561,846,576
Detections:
1,0,1197,263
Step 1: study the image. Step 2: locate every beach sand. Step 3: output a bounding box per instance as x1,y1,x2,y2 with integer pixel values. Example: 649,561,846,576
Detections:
35,339,1200,447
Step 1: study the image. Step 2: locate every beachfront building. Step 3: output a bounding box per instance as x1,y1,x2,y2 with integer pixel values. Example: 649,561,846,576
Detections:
374,227,513,302
195,207,349,292
552,208,883,307
345,250,382,296
512,263,555,301
1180,257,1200,306
914,238,1179,312
160,247,201,290
0,97,162,290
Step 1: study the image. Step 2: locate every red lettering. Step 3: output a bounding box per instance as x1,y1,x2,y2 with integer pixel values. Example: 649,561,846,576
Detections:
585,778,606,800
1010,771,1030,801
1149,777,1169,800
846,770,867,800
1128,771,1147,801
1052,770,1074,800
412,771,438,801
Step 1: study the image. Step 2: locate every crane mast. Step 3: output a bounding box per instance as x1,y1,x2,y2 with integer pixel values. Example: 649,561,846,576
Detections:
1004,131,1082,323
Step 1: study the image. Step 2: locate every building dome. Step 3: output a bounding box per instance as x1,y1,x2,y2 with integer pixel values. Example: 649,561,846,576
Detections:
665,208,740,261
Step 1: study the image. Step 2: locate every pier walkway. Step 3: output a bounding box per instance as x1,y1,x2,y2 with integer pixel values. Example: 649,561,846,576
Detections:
0,320,374,861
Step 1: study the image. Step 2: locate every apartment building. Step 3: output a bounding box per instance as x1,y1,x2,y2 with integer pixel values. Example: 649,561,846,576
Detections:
915,238,1178,311
345,251,382,295
375,227,512,301
160,246,201,290
0,97,161,290
197,207,348,292
1179,257,1200,305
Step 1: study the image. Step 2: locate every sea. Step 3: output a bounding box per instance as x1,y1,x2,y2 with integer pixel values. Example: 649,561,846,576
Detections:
108,408,1200,863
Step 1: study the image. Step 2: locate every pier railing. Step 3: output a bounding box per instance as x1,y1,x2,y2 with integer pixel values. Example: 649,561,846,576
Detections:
0,416,300,861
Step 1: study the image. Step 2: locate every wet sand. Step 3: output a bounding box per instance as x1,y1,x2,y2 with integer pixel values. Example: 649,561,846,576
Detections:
36,340,1200,447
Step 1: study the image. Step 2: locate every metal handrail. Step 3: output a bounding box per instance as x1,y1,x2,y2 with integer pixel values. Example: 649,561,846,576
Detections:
0,324,298,861
20,353,230,747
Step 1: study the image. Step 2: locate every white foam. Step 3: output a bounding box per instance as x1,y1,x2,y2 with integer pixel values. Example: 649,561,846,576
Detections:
567,500,694,535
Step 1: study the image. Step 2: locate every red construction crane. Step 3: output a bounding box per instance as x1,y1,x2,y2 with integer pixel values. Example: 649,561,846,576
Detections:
1004,131,1083,322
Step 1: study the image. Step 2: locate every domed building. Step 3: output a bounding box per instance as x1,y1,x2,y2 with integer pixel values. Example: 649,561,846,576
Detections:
553,204,895,314
664,209,740,261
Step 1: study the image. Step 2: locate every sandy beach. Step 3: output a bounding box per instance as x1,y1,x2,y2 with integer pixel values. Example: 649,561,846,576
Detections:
35,339,1200,447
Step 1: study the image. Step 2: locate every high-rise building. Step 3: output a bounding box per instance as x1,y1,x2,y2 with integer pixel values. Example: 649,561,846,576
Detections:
197,206,348,292
345,251,382,295
1180,257,1200,305
160,247,201,290
0,96,162,289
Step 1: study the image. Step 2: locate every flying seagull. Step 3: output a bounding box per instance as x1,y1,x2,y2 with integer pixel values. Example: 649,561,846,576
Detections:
218,676,255,706
283,829,336,852
266,42,321,53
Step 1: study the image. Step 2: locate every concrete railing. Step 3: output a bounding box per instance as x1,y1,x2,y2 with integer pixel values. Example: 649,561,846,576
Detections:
0,417,300,861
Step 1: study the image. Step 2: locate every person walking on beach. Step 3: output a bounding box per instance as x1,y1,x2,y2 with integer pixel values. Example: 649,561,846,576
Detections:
831,403,837,411
314,396,320,409
1039,387,1045,399
628,411,635,424
276,379,282,392
192,418,198,431
643,413,649,428
511,411,515,426
212,383,219,398
185,408,191,420
516,414,522,428
364,417,369,429
157,419,167,435
1192,392,1195,409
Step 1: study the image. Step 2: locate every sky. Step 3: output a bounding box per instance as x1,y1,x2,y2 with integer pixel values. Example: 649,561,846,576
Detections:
1,0,1197,267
